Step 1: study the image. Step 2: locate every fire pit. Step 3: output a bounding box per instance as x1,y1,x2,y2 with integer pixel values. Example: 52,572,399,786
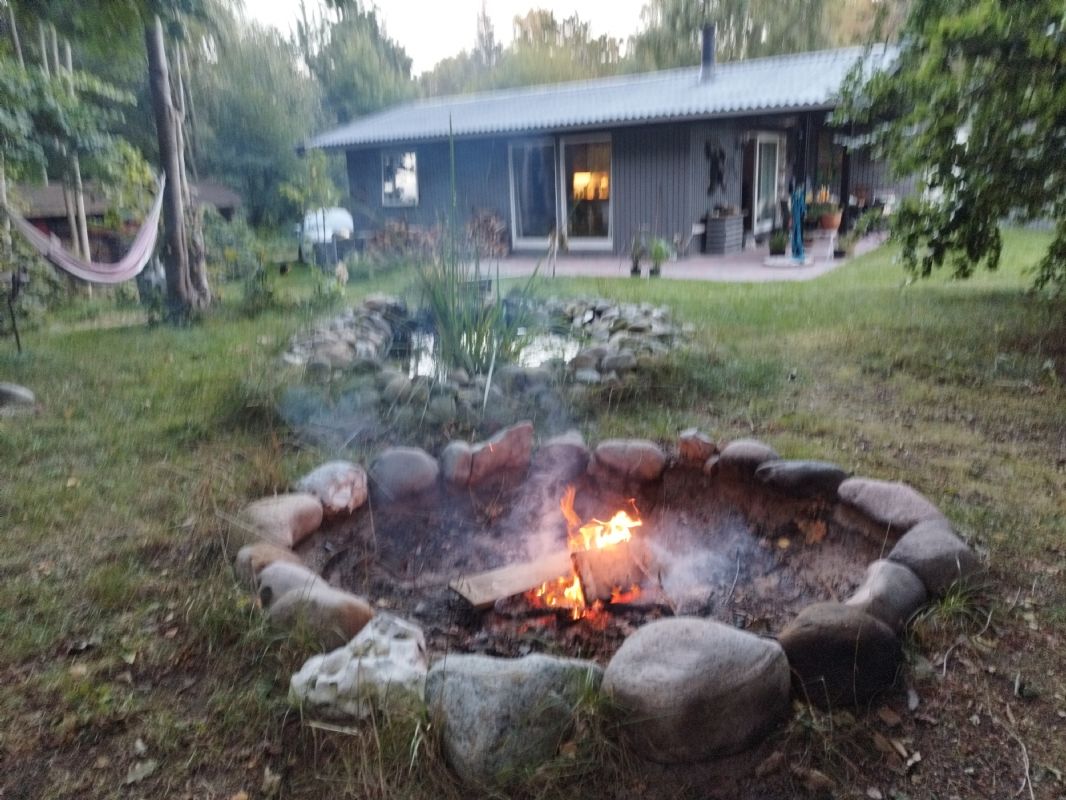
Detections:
234,425,982,788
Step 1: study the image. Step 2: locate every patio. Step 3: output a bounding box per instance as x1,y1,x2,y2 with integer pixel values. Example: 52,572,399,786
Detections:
491,233,886,284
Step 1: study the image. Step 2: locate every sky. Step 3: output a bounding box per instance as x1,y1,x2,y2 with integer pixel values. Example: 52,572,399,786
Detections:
244,0,648,75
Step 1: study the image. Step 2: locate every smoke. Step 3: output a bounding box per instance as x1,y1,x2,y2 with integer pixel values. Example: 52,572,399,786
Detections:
646,512,770,615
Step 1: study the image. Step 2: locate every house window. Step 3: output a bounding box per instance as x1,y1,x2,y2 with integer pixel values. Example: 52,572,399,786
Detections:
382,151,418,207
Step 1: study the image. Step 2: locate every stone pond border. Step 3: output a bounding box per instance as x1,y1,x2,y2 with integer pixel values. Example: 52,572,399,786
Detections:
230,426,983,787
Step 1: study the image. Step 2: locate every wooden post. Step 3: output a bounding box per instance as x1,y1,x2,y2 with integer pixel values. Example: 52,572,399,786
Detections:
838,145,851,234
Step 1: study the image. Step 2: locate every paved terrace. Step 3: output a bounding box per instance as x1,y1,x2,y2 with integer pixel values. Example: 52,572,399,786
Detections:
490,233,887,284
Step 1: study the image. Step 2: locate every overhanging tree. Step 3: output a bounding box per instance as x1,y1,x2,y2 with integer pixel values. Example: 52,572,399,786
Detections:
840,0,1066,292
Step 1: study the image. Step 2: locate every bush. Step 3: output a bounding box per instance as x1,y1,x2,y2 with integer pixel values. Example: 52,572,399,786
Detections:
202,208,261,284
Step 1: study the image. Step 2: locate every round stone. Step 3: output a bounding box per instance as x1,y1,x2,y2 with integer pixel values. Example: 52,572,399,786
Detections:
591,439,666,483
755,459,850,498
717,439,780,480
426,654,602,788
370,447,439,500
296,460,368,515
845,559,928,633
778,602,901,709
888,519,981,597
603,617,791,762
238,493,324,548
837,478,946,534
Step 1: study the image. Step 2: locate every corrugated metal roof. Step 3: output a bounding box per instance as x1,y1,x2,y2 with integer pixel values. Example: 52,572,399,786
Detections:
306,45,897,150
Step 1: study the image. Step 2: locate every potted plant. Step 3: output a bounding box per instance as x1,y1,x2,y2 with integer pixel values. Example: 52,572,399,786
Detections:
809,202,843,231
768,229,788,256
648,237,671,277
834,230,859,259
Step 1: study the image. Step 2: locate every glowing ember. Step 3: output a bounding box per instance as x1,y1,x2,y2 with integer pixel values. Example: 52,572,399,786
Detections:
528,486,644,618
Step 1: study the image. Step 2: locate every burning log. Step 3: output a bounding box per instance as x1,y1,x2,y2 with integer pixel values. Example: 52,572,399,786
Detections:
571,537,648,604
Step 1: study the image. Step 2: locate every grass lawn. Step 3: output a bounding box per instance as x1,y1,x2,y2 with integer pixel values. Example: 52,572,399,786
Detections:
1,229,1063,799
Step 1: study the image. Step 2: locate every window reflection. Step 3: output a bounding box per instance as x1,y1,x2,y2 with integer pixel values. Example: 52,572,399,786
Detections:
382,151,418,207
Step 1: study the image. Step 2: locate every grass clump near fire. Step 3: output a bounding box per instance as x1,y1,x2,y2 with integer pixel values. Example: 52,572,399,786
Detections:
1,227,1064,799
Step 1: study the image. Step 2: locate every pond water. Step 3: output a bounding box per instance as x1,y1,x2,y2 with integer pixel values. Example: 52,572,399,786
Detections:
398,329,580,379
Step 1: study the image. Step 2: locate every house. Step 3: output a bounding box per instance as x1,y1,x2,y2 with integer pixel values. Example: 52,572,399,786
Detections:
305,28,903,257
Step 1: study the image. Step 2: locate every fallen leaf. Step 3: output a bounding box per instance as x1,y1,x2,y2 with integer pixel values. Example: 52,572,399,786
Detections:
878,706,902,727
790,765,836,793
262,765,281,797
68,663,89,679
124,759,158,785
134,737,148,756
872,732,895,755
65,476,79,488
559,741,577,759
93,755,111,770
755,750,786,777
867,789,884,800
907,688,920,711
228,793,250,800
905,750,922,771
776,537,791,550
122,652,137,665
164,627,179,639
889,738,909,759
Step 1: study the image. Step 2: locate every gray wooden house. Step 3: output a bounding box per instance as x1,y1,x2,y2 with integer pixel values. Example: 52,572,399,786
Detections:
305,30,900,256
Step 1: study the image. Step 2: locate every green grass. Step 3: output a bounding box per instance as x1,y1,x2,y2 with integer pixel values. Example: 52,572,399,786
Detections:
0,228,1064,798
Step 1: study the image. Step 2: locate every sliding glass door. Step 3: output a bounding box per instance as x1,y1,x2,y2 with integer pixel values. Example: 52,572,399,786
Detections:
509,141,557,249
561,134,612,250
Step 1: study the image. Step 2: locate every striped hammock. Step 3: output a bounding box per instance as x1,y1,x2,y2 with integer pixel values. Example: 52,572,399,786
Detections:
1,177,165,285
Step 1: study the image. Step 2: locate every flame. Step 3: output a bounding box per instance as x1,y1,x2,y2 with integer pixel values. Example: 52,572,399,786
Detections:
527,486,643,618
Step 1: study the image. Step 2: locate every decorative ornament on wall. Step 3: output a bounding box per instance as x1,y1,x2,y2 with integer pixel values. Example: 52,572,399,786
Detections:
705,140,726,195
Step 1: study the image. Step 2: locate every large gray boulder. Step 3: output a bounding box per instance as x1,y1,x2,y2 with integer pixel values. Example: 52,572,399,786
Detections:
845,559,928,633
238,493,323,548
717,439,780,481
290,613,427,719
837,478,946,534
295,460,368,515
603,618,791,762
425,654,602,788
888,519,981,597
590,439,666,483
756,460,850,498
370,447,439,500
778,602,901,709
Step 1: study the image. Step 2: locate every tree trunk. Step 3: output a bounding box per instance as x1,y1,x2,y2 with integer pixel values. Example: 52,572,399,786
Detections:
145,15,206,317
7,2,23,68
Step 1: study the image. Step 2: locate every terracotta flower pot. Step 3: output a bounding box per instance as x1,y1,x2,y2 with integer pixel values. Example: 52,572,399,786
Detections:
819,211,843,231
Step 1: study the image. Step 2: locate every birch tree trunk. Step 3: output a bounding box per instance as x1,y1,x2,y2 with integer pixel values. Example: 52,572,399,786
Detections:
62,38,92,268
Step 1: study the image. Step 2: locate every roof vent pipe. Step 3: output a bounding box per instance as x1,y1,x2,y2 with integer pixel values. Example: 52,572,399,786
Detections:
700,23,716,82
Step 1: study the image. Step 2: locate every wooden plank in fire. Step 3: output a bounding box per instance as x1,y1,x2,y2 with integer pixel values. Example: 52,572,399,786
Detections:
449,549,572,610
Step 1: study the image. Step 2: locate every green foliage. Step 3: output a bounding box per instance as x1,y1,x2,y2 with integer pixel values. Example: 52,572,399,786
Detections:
194,22,324,227
299,3,413,125
421,10,623,95
768,229,789,253
629,0,831,70
238,267,282,318
202,207,259,282
839,0,1066,292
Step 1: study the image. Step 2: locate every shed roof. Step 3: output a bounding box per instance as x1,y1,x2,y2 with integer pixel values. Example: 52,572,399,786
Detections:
307,44,897,151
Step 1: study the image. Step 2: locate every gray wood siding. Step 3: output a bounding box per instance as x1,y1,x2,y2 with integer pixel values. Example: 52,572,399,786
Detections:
345,138,511,233
613,122,742,255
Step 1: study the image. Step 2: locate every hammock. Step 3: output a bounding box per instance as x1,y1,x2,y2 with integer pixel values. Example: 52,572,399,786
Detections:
1,177,165,285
